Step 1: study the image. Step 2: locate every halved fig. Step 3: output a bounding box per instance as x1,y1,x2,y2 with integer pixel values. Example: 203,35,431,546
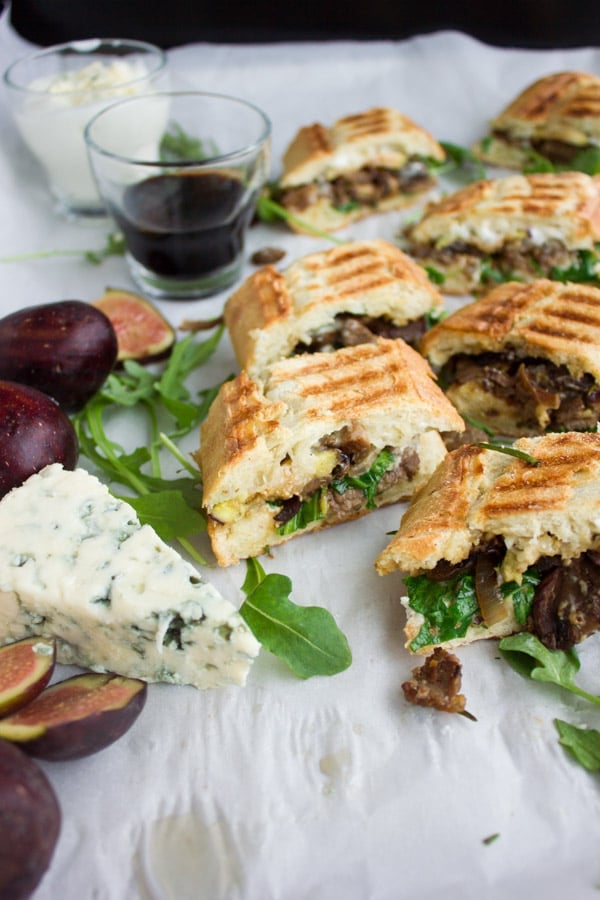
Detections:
0,637,56,717
92,288,175,363
0,672,147,761
0,738,61,900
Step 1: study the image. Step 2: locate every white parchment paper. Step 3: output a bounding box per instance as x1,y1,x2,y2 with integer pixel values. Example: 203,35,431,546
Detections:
0,13,599,899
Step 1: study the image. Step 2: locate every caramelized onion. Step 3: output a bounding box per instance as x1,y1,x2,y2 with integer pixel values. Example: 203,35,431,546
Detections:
475,550,509,626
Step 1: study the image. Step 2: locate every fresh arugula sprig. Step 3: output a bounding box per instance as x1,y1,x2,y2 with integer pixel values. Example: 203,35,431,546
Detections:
240,557,352,679
550,248,600,285
499,633,600,772
523,145,600,176
72,326,225,565
0,232,126,265
331,447,396,509
432,141,488,183
474,442,540,466
499,633,600,706
255,190,345,244
159,123,219,162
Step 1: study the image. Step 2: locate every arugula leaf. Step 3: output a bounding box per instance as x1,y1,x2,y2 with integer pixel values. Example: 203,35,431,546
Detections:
555,719,600,771
550,248,600,284
499,632,600,705
522,148,558,174
0,232,126,265
424,306,447,328
474,442,540,466
255,193,344,244
424,265,445,286
523,145,600,176
500,570,540,626
122,490,206,543
480,259,514,285
405,572,480,651
406,566,540,651
72,328,224,564
159,122,219,162
332,447,396,509
569,146,600,175
435,141,488,182
276,490,325,536
84,232,127,264
240,558,352,678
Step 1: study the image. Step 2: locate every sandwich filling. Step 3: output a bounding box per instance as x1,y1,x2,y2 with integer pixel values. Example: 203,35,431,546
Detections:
293,312,429,354
440,349,600,432
405,537,600,653
279,160,435,216
210,428,421,535
409,238,600,287
487,130,597,166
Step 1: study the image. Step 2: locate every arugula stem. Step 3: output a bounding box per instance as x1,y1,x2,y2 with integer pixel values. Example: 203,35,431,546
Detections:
159,432,200,478
176,536,208,567
258,197,345,245
84,404,150,496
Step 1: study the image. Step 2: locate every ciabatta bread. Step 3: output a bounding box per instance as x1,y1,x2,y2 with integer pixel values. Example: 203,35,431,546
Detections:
472,71,600,169
420,278,600,435
375,432,600,654
278,107,446,233
403,171,600,294
197,337,464,566
225,240,444,377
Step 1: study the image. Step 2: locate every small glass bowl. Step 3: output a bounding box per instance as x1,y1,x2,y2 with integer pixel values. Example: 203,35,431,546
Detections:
3,38,168,217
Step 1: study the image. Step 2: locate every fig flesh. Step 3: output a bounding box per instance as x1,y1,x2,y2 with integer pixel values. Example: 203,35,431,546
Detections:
0,738,61,900
0,672,147,761
92,288,175,363
0,637,56,717
0,300,118,411
0,380,78,498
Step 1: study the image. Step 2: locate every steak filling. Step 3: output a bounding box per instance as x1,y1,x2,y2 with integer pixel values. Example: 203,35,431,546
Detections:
293,313,428,355
441,349,600,431
280,161,435,214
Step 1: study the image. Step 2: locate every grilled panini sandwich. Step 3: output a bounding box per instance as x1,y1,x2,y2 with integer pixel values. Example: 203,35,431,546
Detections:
225,240,445,376
277,107,446,233
197,337,464,566
472,71,600,170
420,278,600,436
403,171,600,294
375,432,600,654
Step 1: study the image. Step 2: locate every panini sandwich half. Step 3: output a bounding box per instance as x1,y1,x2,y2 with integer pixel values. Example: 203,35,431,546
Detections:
225,239,445,377
277,106,446,233
403,171,600,294
375,432,600,654
421,278,600,436
472,70,600,171
197,337,464,566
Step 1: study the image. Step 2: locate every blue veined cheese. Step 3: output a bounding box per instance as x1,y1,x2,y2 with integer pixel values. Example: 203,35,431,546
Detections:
0,464,260,689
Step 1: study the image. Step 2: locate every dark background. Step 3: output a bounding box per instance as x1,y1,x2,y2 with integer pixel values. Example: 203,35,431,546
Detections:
5,0,600,49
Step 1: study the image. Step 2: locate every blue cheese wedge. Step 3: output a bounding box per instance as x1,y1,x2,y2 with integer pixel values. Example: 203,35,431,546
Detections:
0,464,260,689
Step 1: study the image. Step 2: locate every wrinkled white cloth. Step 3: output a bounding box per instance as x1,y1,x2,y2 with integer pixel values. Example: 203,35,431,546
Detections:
0,12,599,899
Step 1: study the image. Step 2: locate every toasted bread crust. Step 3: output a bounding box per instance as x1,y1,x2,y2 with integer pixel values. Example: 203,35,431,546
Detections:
407,172,600,249
277,107,445,233
280,107,445,187
421,278,600,379
225,240,444,375
375,431,600,582
404,172,600,293
472,71,600,168
198,338,464,565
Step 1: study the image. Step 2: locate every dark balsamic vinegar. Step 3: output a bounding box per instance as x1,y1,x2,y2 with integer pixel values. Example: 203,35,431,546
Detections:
113,170,255,278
